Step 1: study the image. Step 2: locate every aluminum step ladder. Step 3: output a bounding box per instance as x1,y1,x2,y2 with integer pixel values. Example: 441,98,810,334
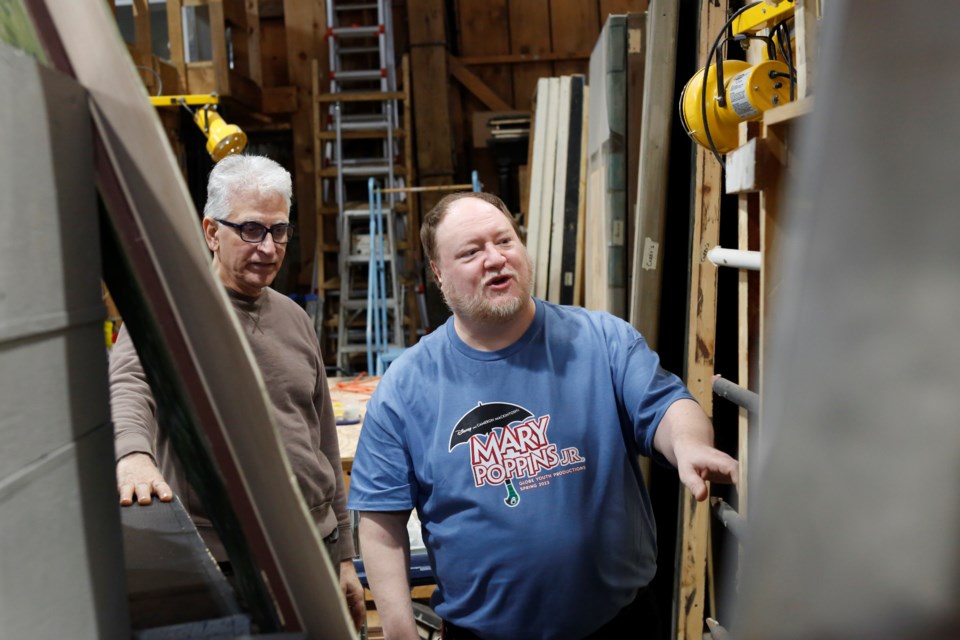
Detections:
325,0,405,373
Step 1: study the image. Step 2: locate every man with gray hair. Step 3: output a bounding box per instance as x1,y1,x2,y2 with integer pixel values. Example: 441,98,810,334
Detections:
110,154,365,629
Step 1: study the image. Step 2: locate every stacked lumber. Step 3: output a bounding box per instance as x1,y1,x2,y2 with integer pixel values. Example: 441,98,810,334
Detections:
584,15,629,319
526,74,589,305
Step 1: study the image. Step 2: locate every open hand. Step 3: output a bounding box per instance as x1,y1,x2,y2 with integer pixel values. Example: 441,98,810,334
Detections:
116,452,173,506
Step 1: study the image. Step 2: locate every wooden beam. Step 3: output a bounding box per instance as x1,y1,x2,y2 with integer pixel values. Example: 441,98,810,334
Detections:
677,1,728,638
447,54,512,113
458,50,590,66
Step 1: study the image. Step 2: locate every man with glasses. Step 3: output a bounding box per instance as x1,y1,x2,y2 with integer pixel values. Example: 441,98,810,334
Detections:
109,154,365,630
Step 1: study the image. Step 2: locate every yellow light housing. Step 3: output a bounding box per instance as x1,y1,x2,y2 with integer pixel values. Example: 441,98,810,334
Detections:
680,58,792,154
194,107,247,162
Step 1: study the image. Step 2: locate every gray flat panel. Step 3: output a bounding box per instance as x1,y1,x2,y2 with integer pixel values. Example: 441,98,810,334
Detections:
33,0,355,635
0,423,128,639
0,42,101,345
733,2,960,638
122,499,244,631
0,39,127,639
0,325,109,476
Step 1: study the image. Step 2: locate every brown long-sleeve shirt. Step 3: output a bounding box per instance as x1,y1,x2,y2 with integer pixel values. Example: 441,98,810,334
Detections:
110,287,355,561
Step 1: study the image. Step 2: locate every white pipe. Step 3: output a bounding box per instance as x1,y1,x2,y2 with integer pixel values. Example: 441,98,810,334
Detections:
707,247,762,271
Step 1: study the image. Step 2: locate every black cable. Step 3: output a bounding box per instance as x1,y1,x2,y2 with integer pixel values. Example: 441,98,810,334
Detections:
773,19,797,101
700,1,763,167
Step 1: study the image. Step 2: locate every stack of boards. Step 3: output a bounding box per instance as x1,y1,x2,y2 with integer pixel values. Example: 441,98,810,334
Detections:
525,5,678,343
526,75,588,306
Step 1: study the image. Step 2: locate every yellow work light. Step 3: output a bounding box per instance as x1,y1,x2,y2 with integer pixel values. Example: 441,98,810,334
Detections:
679,0,797,162
149,93,247,162
680,58,792,154
194,106,247,162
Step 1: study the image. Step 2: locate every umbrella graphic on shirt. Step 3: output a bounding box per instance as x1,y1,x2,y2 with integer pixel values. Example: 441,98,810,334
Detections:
449,401,533,508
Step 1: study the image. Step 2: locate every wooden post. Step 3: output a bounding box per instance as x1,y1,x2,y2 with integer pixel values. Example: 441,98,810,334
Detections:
208,0,229,92
677,1,727,638
283,0,326,286
408,0,454,212
166,0,186,84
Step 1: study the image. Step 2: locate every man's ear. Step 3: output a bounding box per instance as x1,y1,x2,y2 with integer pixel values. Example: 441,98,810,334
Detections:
429,260,441,286
202,218,218,252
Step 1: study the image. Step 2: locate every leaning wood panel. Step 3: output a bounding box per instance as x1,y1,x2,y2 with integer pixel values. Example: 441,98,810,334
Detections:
584,14,627,317
557,76,586,305
628,0,678,348
677,0,727,638
533,77,560,298
526,78,550,264
547,75,572,303
26,0,355,636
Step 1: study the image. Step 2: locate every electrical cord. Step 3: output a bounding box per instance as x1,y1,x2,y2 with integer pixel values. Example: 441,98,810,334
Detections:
135,64,163,96
774,19,798,101
700,1,763,167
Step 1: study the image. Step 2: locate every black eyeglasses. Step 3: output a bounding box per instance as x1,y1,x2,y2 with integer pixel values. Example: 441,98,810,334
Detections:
216,219,295,244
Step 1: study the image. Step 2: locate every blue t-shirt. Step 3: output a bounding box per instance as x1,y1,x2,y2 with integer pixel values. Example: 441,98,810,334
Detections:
348,299,693,639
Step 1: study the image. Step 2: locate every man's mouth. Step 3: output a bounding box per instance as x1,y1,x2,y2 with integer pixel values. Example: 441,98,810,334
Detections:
484,273,513,289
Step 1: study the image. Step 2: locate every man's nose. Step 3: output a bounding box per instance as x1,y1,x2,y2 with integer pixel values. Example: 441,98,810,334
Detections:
483,244,507,268
257,232,278,253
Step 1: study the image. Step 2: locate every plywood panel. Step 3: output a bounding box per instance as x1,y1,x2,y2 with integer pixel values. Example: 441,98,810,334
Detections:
525,78,550,265
628,1,677,348
547,75,571,302
557,75,585,305
584,15,627,317
533,77,560,297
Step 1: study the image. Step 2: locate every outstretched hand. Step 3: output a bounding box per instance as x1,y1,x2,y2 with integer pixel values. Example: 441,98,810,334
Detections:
116,452,173,506
674,438,739,502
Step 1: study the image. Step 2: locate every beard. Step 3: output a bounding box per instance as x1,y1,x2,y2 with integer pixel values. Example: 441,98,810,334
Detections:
440,252,535,323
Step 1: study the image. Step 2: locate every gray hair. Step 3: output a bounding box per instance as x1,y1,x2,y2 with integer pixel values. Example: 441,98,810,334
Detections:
202,154,293,220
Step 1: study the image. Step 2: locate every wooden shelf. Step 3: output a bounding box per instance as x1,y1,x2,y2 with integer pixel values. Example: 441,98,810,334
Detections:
764,96,814,126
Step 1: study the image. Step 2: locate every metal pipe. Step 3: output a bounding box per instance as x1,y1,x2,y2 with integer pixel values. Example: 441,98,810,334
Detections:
706,617,733,640
711,497,747,543
713,376,760,413
707,246,761,271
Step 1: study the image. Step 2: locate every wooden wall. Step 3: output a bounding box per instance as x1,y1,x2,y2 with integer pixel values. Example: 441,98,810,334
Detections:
448,0,649,205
